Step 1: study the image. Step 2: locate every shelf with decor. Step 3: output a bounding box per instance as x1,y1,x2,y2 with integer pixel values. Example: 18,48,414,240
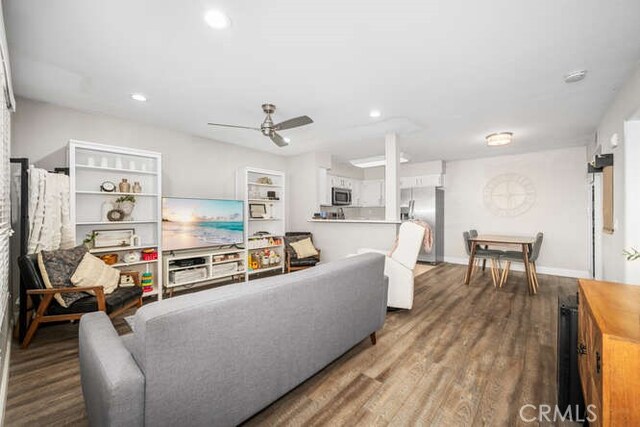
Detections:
69,140,164,300
237,167,286,281
247,182,282,188
247,265,283,275
75,164,158,175
77,191,159,197
89,244,158,254
163,247,245,293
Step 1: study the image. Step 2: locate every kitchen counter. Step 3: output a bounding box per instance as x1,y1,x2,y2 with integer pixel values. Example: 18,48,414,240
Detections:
308,219,401,224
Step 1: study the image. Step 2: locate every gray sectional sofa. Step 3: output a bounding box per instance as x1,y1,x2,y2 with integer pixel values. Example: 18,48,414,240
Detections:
78,253,387,426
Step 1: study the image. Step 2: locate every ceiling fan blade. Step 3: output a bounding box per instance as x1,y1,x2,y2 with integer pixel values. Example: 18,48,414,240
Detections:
207,122,260,131
270,132,288,147
273,115,313,131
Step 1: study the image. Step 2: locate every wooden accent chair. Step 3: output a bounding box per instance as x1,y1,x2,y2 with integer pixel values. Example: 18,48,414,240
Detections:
18,254,143,348
284,232,321,273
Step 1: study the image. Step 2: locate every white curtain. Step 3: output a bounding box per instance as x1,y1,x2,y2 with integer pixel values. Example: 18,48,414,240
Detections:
27,167,74,253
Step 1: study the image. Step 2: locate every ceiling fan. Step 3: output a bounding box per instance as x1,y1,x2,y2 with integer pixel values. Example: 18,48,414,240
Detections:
208,104,313,147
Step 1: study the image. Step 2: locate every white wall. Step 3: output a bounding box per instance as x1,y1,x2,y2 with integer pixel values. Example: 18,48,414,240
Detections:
11,97,287,199
444,146,589,277
623,120,640,284
594,65,640,283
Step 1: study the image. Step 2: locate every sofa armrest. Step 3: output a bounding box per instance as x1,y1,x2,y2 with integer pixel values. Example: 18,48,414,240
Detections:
79,312,145,427
356,248,388,256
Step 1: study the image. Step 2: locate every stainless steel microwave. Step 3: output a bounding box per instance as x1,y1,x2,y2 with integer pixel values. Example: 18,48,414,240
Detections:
331,187,352,206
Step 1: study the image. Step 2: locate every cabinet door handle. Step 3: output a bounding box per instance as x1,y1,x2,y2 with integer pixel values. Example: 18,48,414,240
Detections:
596,351,601,374
577,343,587,355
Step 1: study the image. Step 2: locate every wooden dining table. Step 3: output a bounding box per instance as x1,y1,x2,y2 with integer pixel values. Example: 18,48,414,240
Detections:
464,234,537,294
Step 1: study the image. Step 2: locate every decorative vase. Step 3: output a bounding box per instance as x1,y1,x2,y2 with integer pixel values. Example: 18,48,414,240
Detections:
132,181,142,193
115,157,123,169
118,201,135,220
119,179,131,193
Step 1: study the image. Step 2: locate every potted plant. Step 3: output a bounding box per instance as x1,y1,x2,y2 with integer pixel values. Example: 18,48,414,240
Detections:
83,231,97,249
115,195,136,220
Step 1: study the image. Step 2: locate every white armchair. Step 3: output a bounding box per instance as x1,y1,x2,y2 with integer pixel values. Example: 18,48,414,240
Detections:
357,222,426,309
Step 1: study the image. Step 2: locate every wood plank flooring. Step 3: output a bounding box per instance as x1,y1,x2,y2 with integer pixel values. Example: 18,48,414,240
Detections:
5,264,578,426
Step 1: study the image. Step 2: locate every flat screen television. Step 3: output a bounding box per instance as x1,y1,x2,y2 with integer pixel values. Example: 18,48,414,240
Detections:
162,197,244,251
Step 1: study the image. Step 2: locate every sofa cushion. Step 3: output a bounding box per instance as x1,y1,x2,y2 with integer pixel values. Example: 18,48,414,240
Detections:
290,237,319,259
37,245,89,308
71,253,120,295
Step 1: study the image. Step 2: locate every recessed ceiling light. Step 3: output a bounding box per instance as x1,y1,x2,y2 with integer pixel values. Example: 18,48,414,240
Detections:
486,132,513,146
350,153,410,168
130,93,147,102
369,109,381,118
564,70,587,83
204,9,231,29
283,137,291,143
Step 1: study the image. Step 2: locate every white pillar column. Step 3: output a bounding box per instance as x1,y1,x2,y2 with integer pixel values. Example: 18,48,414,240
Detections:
385,132,400,221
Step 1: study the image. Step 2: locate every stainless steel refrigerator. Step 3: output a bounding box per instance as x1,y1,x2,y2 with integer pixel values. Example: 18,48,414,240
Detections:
400,186,444,263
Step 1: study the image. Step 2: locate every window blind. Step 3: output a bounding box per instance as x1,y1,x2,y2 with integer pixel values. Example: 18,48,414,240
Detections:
0,45,11,420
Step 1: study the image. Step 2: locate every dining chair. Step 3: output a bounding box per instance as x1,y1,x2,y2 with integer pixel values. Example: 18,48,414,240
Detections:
463,231,504,287
499,232,544,293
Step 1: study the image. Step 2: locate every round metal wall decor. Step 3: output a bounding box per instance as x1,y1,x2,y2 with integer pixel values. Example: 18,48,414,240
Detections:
483,173,536,217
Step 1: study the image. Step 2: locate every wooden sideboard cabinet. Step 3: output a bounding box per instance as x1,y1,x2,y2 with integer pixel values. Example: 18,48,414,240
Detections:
578,279,640,426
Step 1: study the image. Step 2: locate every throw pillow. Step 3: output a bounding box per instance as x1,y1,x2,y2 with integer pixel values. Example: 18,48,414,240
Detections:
71,253,120,295
290,237,319,259
37,245,89,308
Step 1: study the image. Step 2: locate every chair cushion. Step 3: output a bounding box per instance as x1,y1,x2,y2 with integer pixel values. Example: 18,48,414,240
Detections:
290,238,319,259
502,251,526,260
476,249,505,257
37,245,89,308
71,253,120,295
48,285,143,316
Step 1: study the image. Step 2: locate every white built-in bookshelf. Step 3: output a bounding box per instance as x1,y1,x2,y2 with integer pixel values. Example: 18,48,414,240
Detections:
68,140,163,299
236,167,286,280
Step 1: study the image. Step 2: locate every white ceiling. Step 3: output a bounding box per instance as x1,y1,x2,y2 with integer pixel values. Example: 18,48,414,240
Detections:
6,0,640,162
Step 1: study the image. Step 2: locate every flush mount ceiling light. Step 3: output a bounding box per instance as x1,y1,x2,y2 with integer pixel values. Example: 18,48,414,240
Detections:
283,137,291,143
350,153,410,168
564,70,587,83
204,9,231,29
130,93,147,102
369,109,382,118
486,132,513,146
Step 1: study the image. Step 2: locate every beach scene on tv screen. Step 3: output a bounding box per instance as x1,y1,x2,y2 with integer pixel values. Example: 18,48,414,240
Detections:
162,198,243,251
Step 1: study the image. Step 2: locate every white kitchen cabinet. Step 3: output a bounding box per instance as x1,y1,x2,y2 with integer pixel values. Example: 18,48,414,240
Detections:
400,174,444,188
329,175,353,189
360,179,385,207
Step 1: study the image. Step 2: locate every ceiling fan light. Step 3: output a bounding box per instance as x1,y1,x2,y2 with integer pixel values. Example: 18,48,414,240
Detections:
486,132,513,146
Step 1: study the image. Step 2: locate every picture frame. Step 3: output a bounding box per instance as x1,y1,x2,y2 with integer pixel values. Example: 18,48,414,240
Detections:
93,228,135,248
249,203,267,219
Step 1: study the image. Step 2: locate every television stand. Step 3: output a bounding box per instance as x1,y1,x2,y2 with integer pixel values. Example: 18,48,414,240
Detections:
163,247,246,296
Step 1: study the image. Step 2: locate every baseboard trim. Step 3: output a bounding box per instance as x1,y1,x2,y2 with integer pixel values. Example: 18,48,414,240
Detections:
443,256,589,279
